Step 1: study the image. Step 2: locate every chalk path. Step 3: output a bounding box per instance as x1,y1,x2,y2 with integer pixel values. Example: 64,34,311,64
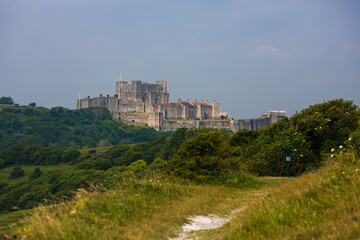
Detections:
170,208,245,240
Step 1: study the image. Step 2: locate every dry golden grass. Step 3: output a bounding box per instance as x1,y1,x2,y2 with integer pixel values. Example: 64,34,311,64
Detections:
195,153,360,240
14,154,360,239
15,176,283,240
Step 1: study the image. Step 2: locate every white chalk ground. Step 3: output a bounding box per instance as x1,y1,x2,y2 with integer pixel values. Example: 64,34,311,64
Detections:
170,208,246,240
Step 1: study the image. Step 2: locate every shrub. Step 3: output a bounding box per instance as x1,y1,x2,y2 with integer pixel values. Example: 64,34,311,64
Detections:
9,167,25,179
168,130,235,182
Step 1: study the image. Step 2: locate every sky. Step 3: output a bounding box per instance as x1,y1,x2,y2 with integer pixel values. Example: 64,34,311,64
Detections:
1,0,359,118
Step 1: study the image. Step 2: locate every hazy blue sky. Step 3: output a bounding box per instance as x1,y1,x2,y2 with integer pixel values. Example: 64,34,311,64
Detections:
1,0,359,118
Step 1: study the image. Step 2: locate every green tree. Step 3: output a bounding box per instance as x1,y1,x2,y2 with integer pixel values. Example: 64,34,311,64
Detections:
0,96,14,105
162,127,188,159
93,158,113,170
62,148,80,162
28,102,36,107
290,99,360,155
29,168,42,180
168,130,234,182
9,167,25,179
126,159,147,174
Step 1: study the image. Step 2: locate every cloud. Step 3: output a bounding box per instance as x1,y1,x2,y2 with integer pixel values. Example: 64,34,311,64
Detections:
342,42,356,51
254,44,290,59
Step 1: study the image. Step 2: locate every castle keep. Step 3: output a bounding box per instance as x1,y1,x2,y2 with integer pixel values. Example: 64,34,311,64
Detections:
77,80,285,131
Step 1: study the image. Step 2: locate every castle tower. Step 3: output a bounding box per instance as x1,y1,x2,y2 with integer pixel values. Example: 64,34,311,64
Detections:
156,80,167,93
115,81,128,99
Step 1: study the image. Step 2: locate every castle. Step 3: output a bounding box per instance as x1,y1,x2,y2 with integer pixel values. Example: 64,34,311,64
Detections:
77,80,285,132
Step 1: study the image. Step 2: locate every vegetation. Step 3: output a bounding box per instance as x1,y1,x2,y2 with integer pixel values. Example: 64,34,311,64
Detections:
229,99,360,176
0,97,14,105
204,152,360,240
0,104,168,149
0,98,359,238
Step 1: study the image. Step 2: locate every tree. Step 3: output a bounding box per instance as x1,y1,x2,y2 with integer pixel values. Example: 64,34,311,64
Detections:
62,148,80,162
0,97,14,105
9,167,25,179
168,130,234,182
29,168,42,180
28,102,36,107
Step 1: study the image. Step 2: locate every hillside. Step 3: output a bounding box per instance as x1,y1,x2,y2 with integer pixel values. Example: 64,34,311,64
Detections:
8,152,360,239
0,104,167,149
0,98,359,239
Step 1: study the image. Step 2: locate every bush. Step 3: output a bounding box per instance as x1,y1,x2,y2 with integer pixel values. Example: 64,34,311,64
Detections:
168,130,235,182
29,168,42,180
9,167,25,179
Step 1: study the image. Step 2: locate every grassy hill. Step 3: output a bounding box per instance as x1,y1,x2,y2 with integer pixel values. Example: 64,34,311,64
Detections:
0,104,167,149
5,152,359,239
0,98,359,239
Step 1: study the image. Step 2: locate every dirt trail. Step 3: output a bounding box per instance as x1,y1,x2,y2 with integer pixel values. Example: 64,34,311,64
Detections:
170,208,245,240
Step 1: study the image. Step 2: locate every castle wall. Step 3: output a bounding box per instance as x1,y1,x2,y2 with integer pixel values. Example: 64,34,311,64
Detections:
119,112,148,126
202,105,213,119
160,115,282,132
147,112,163,131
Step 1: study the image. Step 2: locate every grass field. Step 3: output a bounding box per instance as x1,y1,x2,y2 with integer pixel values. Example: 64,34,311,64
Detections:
1,153,359,239
78,146,113,157
0,209,34,236
0,165,75,184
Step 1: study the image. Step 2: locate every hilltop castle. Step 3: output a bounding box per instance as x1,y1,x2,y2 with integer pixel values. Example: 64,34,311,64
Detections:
77,80,285,131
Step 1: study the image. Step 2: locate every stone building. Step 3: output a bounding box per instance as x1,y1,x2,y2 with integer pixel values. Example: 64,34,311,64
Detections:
77,80,284,132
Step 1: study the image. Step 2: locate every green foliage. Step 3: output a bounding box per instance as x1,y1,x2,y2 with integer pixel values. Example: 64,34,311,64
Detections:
0,105,165,149
126,160,147,174
229,129,260,147
232,99,360,176
0,166,106,213
149,157,167,171
0,145,73,168
0,97,14,105
224,153,360,240
28,102,36,108
62,148,80,162
28,168,42,180
234,118,316,176
168,130,236,182
290,99,360,155
162,127,188,159
347,121,360,157
92,158,113,171
9,167,24,179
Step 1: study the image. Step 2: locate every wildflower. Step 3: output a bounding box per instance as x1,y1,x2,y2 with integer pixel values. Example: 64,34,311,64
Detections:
331,154,334,158
339,145,343,149
55,213,59,216
294,149,297,151
70,210,76,214
342,172,345,174
340,151,342,154
356,169,359,172
349,137,352,141
300,154,303,157
331,148,334,152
